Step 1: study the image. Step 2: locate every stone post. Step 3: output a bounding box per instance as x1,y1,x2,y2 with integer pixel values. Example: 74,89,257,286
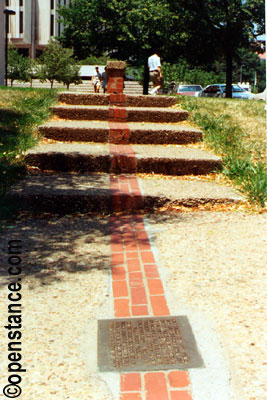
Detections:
0,2,5,86
106,61,126,94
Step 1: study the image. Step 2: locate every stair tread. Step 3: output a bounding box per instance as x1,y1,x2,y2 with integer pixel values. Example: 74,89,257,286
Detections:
7,173,243,203
53,104,185,113
26,142,220,161
40,119,201,133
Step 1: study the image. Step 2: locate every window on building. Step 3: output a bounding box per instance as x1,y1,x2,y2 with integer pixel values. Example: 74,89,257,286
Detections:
50,14,54,36
19,0,23,6
58,23,61,37
6,0,9,7
51,0,54,10
19,11,23,34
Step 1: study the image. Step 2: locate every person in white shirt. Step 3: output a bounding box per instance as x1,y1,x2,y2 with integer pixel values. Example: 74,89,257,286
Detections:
148,53,162,95
91,66,102,93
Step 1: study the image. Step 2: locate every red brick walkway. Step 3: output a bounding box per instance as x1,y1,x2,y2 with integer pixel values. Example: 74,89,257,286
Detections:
110,213,193,400
107,89,194,399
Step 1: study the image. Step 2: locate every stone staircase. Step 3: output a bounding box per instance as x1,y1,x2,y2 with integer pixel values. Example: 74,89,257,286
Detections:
6,71,243,214
11,80,145,95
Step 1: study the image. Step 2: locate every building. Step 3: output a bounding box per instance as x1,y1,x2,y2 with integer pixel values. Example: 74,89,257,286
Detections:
5,0,69,58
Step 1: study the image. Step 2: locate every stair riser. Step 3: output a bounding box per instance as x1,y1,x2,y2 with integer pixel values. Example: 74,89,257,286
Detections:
137,159,222,175
52,108,188,123
25,154,110,173
51,107,110,121
40,127,202,145
25,153,221,175
39,127,109,143
6,193,238,215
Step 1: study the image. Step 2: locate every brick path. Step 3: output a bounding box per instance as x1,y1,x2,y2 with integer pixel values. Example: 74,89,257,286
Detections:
110,212,193,400
107,80,193,400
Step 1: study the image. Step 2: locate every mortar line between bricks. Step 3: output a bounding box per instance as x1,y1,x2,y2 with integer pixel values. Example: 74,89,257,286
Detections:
107,91,193,400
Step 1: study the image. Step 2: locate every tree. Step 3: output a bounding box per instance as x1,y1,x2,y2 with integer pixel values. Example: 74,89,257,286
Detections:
61,63,82,89
39,40,81,89
58,0,179,93
232,48,265,92
110,0,177,93
58,0,110,60
7,45,30,86
171,0,265,97
28,58,40,88
58,0,264,96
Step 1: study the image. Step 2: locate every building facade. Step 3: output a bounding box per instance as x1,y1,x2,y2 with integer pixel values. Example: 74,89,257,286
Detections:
5,0,69,58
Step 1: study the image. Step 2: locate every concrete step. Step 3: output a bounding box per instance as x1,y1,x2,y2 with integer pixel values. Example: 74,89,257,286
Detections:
39,120,202,145
10,80,146,94
58,93,177,108
24,143,221,175
51,105,188,123
5,172,244,214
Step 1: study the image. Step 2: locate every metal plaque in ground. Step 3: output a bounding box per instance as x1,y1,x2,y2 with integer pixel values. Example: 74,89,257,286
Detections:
97,316,204,372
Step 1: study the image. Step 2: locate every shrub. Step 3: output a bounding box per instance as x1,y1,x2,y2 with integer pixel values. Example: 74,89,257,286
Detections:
39,40,81,89
7,45,30,86
162,59,224,88
0,88,57,201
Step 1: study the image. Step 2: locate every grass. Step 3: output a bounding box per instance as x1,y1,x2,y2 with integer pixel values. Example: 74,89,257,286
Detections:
0,87,58,218
178,96,267,207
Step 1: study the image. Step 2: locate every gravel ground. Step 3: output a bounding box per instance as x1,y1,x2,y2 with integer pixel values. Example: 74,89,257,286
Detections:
0,216,112,400
145,211,267,400
0,211,266,399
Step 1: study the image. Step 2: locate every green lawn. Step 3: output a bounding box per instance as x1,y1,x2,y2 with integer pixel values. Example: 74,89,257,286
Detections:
178,96,267,206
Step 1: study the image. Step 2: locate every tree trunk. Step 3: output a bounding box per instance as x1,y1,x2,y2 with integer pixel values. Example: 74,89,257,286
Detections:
225,48,233,98
143,59,149,95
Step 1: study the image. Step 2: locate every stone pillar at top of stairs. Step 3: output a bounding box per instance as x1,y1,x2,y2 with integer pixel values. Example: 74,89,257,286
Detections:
106,60,126,95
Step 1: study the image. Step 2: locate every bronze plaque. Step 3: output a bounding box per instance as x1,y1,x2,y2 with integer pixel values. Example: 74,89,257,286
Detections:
98,316,204,372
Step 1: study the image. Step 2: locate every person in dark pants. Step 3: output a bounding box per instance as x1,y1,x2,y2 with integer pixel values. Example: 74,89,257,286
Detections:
101,67,107,93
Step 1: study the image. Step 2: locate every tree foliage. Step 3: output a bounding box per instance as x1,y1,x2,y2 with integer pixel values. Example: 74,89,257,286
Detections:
39,40,81,89
58,0,180,93
171,0,265,96
58,0,174,61
7,45,30,86
58,0,265,95
162,60,225,88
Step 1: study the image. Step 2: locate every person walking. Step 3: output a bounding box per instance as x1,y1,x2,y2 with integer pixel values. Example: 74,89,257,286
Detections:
148,52,162,95
91,66,102,93
101,67,107,93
